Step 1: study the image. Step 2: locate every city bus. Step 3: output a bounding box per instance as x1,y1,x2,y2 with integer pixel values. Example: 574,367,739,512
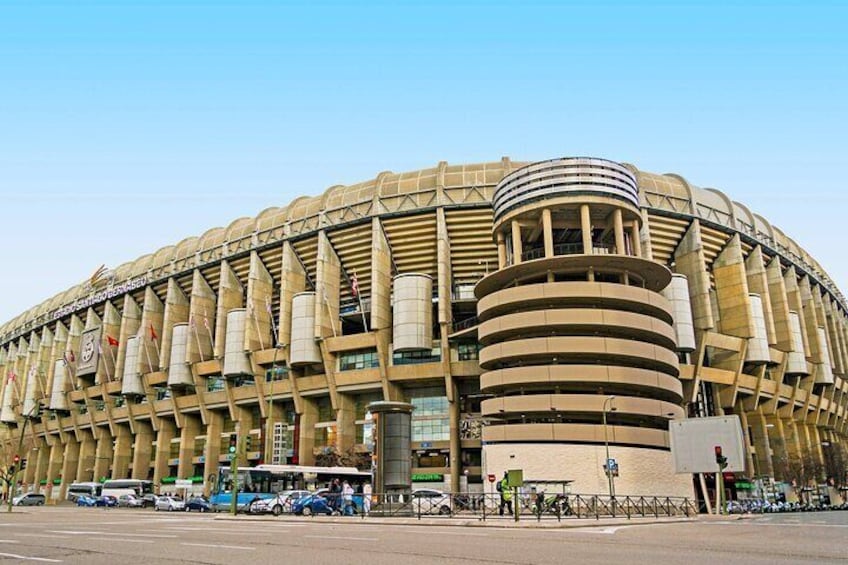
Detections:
101,479,155,499
67,482,103,502
209,464,370,511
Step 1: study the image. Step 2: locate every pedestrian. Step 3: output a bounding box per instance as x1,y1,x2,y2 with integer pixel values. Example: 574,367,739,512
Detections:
342,481,354,516
498,472,512,516
330,478,342,513
363,482,372,515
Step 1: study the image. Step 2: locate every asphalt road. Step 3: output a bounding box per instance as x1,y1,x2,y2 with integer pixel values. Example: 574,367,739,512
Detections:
0,507,846,564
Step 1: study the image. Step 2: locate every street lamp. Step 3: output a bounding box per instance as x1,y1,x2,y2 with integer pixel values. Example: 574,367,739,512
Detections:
602,395,617,500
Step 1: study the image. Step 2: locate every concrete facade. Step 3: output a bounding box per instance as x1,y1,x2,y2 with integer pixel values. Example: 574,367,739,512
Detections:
0,156,846,502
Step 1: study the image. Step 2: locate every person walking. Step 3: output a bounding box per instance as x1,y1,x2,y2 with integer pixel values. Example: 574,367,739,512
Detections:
342,481,355,516
498,472,512,516
362,482,372,515
329,478,342,513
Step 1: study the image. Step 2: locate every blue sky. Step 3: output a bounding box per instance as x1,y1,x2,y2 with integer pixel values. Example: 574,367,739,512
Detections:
1,0,846,324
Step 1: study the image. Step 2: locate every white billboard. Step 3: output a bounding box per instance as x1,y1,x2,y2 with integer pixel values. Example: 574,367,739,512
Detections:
669,415,746,474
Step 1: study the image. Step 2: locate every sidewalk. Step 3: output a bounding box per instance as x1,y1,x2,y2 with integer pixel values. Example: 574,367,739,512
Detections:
213,513,702,529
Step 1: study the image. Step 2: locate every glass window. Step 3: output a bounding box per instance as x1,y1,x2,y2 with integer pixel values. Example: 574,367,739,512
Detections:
393,347,441,366
265,365,288,382
339,349,379,371
316,397,334,423
207,376,225,392
457,342,480,361
408,388,449,442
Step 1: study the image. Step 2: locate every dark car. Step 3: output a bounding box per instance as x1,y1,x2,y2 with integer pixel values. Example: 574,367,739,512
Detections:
291,494,338,516
95,495,119,507
185,497,212,512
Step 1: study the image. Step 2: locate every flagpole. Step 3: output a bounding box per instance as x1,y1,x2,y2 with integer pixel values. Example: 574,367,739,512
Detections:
203,307,215,355
98,342,112,382
265,297,278,348
106,341,118,380
353,270,368,332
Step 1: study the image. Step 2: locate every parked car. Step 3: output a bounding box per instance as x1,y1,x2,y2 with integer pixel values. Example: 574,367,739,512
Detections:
95,495,119,507
291,493,338,516
185,497,212,512
76,495,97,507
141,494,159,508
155,496,185,512
118,494,144,508
411,489,452,515
249,490,311,516
12,493,45,506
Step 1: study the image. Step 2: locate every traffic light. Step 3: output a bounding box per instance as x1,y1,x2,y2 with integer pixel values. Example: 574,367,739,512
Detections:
714,445,728,470
228,434,237,454
19,458,26,471
245,435,252,452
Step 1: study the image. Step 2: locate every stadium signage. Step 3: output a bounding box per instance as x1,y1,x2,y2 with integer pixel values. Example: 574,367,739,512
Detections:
50,275,148,321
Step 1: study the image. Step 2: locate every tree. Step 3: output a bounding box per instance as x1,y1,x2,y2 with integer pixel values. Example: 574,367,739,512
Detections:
314,446,371,471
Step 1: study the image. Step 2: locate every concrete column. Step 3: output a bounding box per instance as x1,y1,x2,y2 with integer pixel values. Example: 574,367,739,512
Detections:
541,208,553,258
112,424,132,479
767,257,793,352
630,222,641,258
178,414,201,479
298,397,318,466
93,428,113,482
131,420,154,480
511,221,522,265
203,411,223,497
46,439,64,500
449,380,461,493
613,208,625,255
496,232,506,269
580,204,592,254
76,430,96,483
335,393,356,455
60,438,81,500
674,220,714,331
713,235,754,339
749,411,774,478
32,437,50,492
153,419,177,487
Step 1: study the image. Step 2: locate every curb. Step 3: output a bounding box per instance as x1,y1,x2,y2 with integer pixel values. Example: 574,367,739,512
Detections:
212,514,698,529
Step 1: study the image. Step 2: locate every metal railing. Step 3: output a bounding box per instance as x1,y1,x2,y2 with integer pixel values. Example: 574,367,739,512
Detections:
271,491,698,521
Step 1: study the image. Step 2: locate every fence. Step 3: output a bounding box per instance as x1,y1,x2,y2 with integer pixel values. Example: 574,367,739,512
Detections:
285,491,698,521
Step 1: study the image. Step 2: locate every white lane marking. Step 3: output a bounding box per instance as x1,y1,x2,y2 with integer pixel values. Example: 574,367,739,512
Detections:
47,530,177,538
0,540,19,543
397,529,490,537
105,539,154,544
303,535,378,542
0,552,62,563
181,543,255,551
15,534,71,540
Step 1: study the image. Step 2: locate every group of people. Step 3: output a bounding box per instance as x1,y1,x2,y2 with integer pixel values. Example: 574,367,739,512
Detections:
326,478,372,515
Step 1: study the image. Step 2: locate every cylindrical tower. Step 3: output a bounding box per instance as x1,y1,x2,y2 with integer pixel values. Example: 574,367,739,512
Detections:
167,323,192,387
478,157,689,497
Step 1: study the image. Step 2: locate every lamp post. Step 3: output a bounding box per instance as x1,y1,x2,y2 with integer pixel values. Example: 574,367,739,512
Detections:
602,395,617,500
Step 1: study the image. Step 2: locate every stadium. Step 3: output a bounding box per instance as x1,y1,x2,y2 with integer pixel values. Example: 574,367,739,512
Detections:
1,156,846,506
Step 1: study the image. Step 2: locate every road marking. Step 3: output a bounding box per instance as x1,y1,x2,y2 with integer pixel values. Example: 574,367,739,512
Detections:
303,535,378,542
47,531,101,535
15,534,71,540
0,540,19,543
181,543,255,551
106,539,154,544
0,552,62,563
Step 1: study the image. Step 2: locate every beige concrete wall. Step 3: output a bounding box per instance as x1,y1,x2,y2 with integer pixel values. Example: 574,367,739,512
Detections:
483,443,694,498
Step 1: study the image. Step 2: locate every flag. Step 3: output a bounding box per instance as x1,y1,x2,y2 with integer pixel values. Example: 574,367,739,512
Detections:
264,296,273,315
106,335,119,347
189,314,196,329
351,270,359,298
6,371,15,383
68,351,75,363
149,323,158,342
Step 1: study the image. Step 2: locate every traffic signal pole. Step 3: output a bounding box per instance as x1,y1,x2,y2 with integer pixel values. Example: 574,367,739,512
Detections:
229,432,241,516
6,415,30,513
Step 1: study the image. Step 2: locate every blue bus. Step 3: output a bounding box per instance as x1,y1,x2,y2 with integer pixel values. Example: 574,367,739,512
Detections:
209,464,370,511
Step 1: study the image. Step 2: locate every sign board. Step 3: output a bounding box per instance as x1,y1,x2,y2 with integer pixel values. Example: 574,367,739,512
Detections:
506,469,523,488
175,479,192,488
669,416,746,473
75,327,102,377
487,474,496,483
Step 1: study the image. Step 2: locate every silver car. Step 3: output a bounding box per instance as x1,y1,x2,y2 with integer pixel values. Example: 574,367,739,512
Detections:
154,496,185,512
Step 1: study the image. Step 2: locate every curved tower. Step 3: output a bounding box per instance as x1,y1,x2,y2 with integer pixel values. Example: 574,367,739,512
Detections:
477,157,690,496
